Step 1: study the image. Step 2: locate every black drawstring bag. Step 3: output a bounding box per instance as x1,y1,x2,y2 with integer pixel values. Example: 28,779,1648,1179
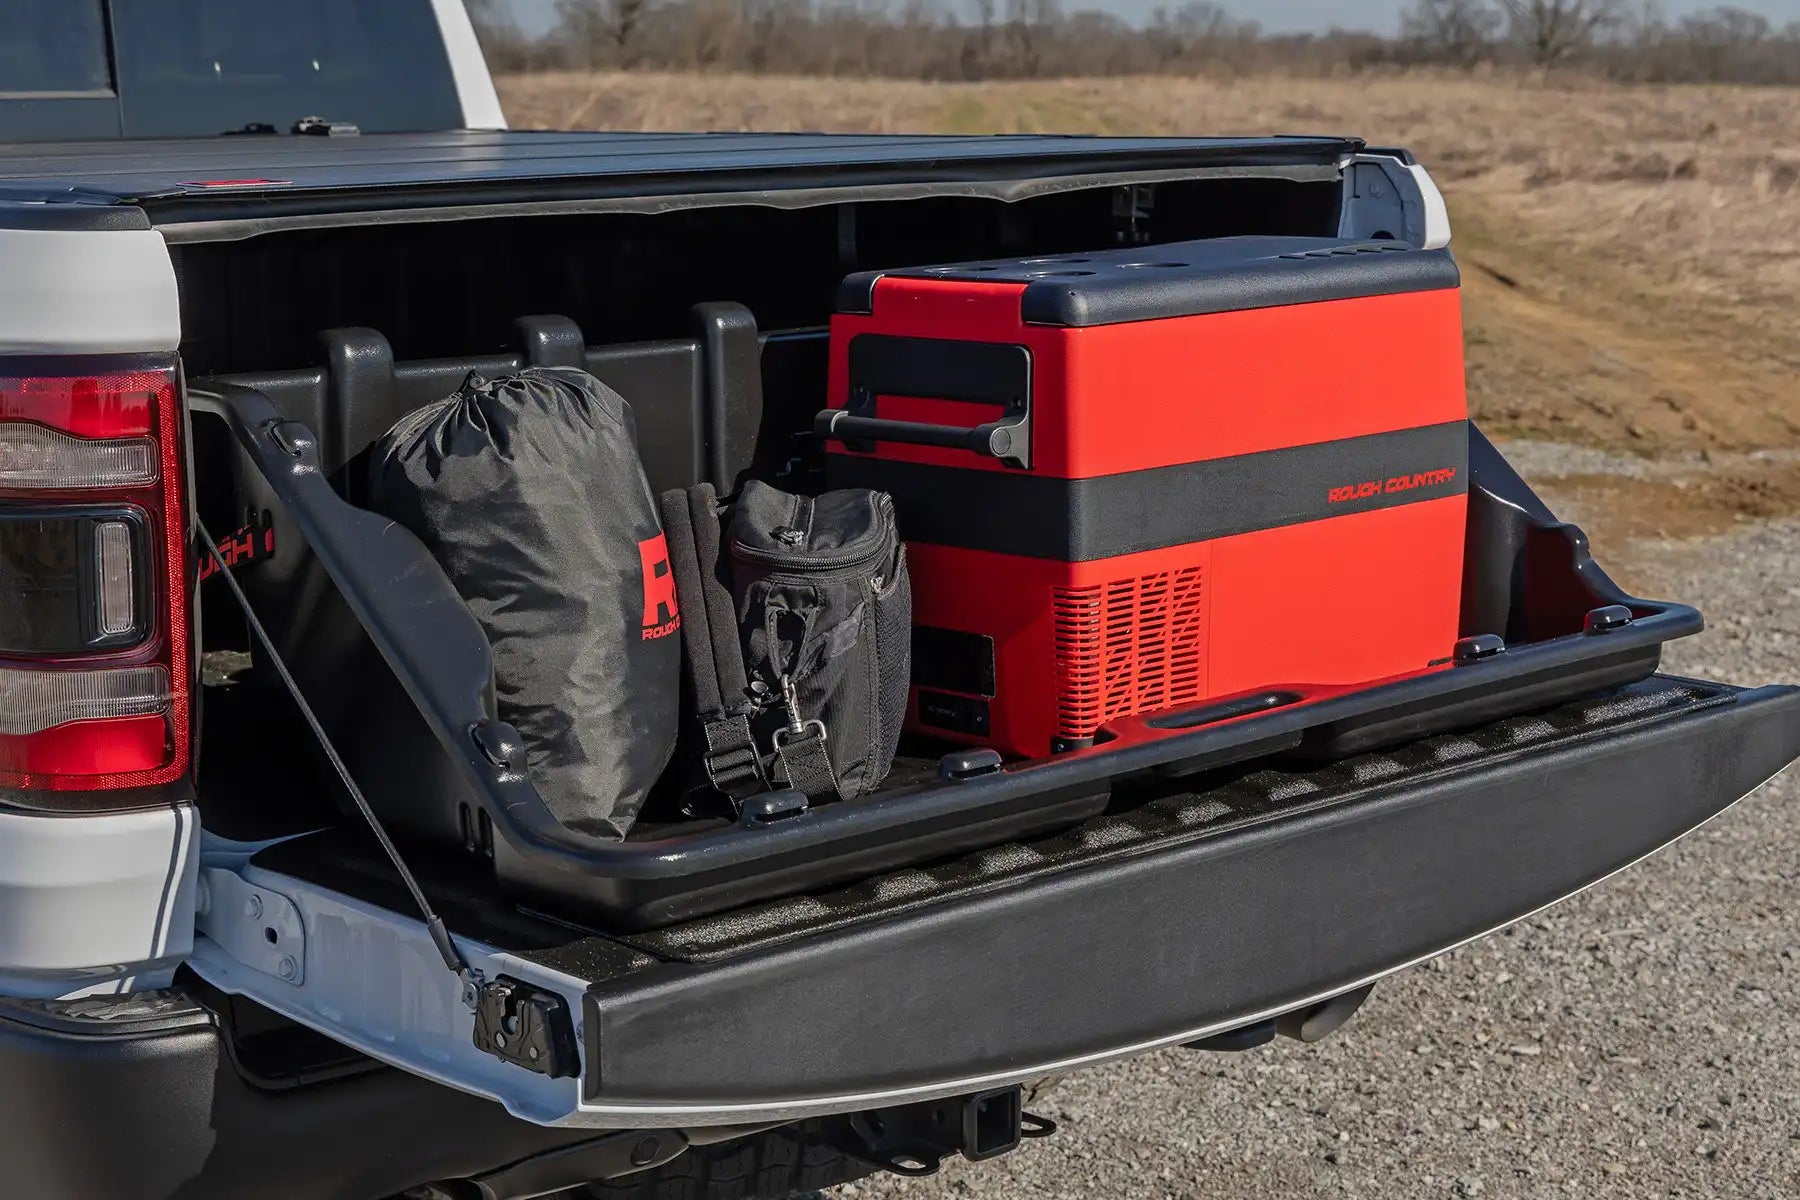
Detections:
367,368,680,839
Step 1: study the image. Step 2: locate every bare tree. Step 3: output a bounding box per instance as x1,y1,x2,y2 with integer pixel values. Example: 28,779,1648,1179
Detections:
554,0,658,67
493,0,1800,85
465,0,541,70
1146,2,1260,68
739,0,811,72
1000,0,1062,78
1055,9,1144,74
1618,5,1799,82
1400,0,1503,64
1680,4,1772,46
1498,0,1630,64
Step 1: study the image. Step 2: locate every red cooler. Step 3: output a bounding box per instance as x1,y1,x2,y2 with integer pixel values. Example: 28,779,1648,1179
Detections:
817,236,1470,757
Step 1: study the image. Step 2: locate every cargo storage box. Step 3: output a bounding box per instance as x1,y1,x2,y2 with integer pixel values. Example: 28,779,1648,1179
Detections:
821,236,1471,757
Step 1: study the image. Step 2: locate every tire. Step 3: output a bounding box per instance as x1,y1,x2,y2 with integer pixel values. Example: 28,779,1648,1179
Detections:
582,1119,876,1200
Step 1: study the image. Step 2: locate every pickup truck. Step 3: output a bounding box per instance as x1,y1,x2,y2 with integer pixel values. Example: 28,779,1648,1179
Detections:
3,4,1797,1199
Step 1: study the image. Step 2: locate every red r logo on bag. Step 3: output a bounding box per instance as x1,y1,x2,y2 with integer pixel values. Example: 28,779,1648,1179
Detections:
639,533,681,640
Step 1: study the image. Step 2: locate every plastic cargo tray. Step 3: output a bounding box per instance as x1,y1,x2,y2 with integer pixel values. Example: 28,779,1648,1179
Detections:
196,376,1700,930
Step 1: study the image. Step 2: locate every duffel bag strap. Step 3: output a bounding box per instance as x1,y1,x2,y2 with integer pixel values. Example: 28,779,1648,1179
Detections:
775,727,838,800
660,484,766,801
701,710,764,800
772,673,842,803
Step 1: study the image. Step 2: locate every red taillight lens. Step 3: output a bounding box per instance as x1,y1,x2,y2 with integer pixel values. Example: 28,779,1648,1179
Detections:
0,361,191,793
0,370,157,439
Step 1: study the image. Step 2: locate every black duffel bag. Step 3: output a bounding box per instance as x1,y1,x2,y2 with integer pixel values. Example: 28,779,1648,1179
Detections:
367,367,680,839
729,481,911,801
659,479,910,806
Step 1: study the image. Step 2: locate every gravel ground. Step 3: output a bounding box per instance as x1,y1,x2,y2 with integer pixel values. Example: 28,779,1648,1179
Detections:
825,478,1800,1200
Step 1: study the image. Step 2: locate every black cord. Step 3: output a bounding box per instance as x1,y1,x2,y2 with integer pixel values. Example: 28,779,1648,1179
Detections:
196,522,476,986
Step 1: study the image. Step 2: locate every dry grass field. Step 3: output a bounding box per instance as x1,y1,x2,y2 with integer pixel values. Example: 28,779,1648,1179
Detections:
500,70,1800,551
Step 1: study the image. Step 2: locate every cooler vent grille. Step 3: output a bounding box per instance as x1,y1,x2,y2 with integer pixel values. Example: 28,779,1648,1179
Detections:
1053,565,1206,741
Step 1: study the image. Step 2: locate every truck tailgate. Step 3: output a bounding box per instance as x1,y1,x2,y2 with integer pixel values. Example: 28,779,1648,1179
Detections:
194,673,1800,1128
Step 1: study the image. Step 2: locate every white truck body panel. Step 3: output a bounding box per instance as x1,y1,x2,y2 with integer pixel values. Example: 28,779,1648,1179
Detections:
434,0,509,130
0,225,181,354
0,805,199,999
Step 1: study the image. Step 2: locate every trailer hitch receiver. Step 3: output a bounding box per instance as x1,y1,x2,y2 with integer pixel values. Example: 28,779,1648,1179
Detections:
830,1086,1056,1177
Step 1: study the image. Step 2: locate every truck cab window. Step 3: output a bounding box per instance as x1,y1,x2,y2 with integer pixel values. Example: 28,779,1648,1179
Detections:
0,0,112,96
108,0,462,137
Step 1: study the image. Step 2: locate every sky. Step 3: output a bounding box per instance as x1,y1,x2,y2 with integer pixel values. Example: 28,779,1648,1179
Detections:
504,0,1800,34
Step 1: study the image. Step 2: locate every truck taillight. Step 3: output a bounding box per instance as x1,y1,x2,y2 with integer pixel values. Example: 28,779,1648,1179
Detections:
0,361,192,793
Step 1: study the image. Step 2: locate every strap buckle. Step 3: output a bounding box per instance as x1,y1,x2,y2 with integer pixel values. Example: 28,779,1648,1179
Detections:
772,719,828,750
702,709,767,800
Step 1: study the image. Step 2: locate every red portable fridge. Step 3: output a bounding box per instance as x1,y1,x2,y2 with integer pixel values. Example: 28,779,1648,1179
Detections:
818,236,1470,758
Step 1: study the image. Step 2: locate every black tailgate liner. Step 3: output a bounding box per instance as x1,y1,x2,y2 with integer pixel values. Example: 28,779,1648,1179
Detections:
253,674,1800,1118
614,675,1752,962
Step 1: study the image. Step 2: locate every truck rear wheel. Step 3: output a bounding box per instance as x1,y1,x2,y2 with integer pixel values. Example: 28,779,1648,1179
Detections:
582,1120,875,1200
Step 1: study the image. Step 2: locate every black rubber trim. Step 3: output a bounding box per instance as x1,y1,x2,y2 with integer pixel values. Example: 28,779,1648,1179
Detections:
577,678,1800,1106
0,991,210,1038
0,199,150,232
838,237,1459,326
829,420,1469,561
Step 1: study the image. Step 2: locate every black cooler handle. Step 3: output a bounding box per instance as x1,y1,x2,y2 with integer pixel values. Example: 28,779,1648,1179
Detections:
814,333,1034,470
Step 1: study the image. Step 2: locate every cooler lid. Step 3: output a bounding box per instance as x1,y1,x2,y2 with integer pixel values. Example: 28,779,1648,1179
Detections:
839,236,1460,327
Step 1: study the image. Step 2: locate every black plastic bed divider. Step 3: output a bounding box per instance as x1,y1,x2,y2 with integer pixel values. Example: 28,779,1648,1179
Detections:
190,364,1701,931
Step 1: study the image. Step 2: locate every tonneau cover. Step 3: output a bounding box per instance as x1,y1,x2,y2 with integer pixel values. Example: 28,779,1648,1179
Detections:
0,129,1360,242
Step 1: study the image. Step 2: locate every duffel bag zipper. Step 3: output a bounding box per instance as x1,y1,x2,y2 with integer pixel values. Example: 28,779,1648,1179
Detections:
730,494,895,572
747,558,894,588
